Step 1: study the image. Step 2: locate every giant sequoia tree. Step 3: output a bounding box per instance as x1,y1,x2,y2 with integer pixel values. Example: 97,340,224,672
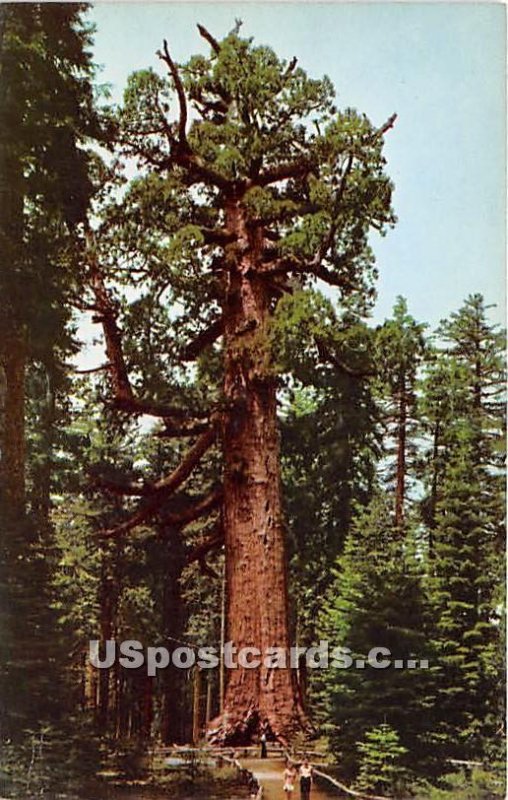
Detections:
85,25,395,743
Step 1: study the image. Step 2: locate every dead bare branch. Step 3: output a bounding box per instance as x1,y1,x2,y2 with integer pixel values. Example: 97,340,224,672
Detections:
158,40,188,147
197,23,221,54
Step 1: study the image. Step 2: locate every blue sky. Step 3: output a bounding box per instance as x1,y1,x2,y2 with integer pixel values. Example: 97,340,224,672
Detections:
88,2,506,329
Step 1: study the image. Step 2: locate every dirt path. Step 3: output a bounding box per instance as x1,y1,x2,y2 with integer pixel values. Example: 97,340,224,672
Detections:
242,758,337,800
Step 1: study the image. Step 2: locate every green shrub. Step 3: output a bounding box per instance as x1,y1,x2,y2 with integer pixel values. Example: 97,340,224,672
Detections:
412,767,505,800
355,723,408,795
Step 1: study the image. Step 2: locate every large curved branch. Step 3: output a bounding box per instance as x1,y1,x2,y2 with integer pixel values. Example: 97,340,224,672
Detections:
262,254,344,288
197,23,221,54
84,233,209,422
262,152,353,273
186,523,224,565
201,227,237,246
98,428,217,538
99,498,162,539
184,154,234,192
257,157,313,187
160,487,223,528
156,40,233,192
158,39,188,147
111,395,208,420
86,233,133,404
156,151,234,193
90,474,155,497
318,153,354,262
181,317,224,361
256,111,396,200
153,428,216,493
157,418,212,439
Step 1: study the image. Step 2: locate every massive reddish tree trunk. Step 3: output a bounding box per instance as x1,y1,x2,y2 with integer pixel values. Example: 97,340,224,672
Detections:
212,201,307,744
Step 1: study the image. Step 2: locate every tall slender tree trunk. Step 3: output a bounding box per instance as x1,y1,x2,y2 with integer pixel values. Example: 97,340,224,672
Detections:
192,666,202,744
0,85,26,522
98,568,115,731
427,420,441,557
31,367,55,528
112,648,121,739
395,380,406,529
83,647,98,713
141,673,153,739
0,332,26,519
205,672,212,730
161,529,187,743
214,201,306,743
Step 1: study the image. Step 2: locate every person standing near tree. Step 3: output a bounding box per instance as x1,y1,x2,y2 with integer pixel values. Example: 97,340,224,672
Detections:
260,730,268,759
299,758,313,800
283,759,297,799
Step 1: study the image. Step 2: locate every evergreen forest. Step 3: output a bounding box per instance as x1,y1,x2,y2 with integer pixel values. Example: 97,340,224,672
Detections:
0,5,505,798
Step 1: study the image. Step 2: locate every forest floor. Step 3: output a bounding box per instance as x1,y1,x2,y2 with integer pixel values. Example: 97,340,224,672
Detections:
98,758,339,800
101,789,251,800
96,764,253,799
243,758,338,800
98,781,252,800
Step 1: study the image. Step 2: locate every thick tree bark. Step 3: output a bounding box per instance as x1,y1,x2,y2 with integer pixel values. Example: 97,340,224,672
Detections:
212,201,307,743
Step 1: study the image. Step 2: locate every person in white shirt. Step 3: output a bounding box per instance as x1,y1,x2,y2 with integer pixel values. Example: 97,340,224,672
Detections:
299,758,313,799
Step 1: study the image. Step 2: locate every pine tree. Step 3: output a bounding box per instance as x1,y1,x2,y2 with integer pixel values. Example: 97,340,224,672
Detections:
421,295,505,762
417,354,471,539
355,723,408,795
316,495,433,777
0,6,106,790
427,435,504,761
275,291,380,653
0,2,103,516
375,297,427,529
439,294,505,425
